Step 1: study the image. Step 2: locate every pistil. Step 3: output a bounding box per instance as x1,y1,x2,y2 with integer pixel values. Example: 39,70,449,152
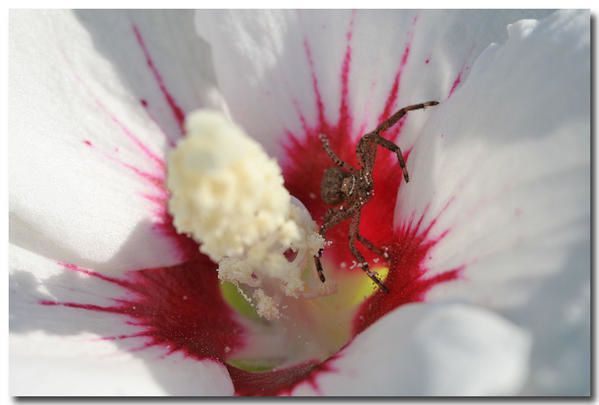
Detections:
166,110,325,320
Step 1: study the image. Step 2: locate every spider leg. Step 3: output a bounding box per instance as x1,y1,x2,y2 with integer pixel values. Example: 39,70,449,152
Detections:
356,234,387,258
369,101,439,183
349,212,389,293
373,101,439,134
320,206,355,235
314,205,357,283
374,136,410,183
319,133,354,171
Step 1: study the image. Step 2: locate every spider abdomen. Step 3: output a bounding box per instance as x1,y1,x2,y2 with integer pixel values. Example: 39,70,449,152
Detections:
321,167,353,205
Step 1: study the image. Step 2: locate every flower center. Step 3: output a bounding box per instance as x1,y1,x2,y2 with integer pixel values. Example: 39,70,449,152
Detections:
167,110,330,321
166,110,387,370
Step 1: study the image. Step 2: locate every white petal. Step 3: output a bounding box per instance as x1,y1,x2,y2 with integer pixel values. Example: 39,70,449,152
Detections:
292,303,530,396
401,9,589,311
396,10,589,394
510,241,590,395
195,10,551,156
74,9,229,133
10,244,234,396
11,333,233,396
9,10,219,272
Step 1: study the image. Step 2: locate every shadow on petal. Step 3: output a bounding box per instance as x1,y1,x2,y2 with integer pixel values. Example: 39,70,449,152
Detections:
74,10,221,147
504,242,590,395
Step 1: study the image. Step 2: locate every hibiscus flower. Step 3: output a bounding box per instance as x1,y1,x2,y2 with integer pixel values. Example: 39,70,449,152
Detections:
9,9,590,396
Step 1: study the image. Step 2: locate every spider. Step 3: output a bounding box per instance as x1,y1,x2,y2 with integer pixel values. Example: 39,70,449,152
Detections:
313,100,439,292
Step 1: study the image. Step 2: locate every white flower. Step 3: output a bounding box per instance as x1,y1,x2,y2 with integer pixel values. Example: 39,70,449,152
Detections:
9,9,589,396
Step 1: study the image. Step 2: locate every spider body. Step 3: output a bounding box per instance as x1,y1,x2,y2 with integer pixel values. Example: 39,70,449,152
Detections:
320,167,356,205
314,101,439,292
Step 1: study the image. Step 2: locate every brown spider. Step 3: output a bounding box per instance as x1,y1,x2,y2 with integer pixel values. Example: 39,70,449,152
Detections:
314,101,439,292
